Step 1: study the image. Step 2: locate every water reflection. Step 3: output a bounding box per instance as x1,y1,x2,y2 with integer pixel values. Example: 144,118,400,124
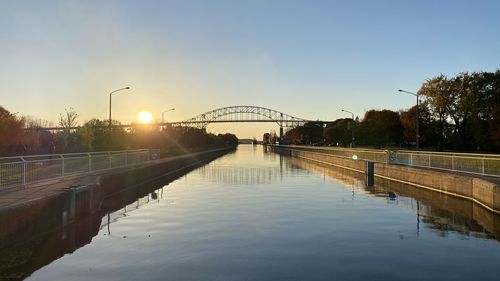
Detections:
195,147,305,185
103,188,164,236
290,156,500,241
0,165,195,280
194,159,298,185
0,191,99,280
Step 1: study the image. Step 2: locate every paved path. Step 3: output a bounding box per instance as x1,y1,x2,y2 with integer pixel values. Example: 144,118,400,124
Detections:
0,175,85,211
0,161,157,211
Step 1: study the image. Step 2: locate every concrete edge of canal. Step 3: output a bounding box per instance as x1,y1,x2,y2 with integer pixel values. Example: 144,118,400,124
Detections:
76,146,235,199
270,145,500,214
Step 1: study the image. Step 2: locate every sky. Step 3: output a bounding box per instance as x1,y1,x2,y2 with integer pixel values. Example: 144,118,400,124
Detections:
1,0,499,138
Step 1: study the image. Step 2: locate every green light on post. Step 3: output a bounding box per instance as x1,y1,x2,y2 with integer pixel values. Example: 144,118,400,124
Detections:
352,155,358,160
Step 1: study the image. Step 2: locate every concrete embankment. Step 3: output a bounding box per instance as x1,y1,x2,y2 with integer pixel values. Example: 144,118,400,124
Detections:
80,147,234,205
289,156,500,240
271,145,500,214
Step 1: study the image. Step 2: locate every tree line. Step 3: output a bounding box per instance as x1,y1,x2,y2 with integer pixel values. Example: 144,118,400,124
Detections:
0,107,238,156
285,70,499,152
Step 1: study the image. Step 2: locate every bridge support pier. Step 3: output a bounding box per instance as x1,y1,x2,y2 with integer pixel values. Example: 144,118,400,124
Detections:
279,127,283,140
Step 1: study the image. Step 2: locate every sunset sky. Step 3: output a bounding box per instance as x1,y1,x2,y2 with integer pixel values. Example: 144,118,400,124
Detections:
1,0,499,138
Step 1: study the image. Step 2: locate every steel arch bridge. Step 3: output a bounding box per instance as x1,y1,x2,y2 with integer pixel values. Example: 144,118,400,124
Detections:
169,106,311,128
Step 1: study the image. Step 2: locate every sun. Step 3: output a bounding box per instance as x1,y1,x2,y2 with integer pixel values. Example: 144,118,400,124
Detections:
137,111,153,124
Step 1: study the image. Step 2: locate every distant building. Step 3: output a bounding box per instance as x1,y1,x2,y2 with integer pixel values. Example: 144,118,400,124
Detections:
263,133,270,145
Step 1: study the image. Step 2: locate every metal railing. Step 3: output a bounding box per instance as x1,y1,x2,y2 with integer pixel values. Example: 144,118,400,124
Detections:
0,149,161,189
388,150,500,177
290,145,388,163
285,146,500,177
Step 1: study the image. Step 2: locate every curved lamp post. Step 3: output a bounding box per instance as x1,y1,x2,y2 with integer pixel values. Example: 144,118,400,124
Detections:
161,108,175,131
341,109,355,148
161,108,175,124
108,87,131,142
398,89,419,150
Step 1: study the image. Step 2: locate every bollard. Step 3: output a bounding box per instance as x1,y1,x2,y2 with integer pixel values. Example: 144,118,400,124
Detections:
366,161,374,186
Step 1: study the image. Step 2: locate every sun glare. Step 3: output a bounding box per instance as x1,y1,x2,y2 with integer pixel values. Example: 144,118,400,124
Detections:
137,111,153,124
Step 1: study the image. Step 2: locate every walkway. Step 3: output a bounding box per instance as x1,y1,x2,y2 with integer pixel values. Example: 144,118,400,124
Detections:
0,147,232,211
0,171,101,211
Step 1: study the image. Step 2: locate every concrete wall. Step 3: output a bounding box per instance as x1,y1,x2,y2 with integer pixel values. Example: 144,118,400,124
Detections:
87,147,234,208
272,145,500,213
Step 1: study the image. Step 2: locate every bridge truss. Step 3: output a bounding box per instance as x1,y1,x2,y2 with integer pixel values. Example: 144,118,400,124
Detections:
30,106,315,138
169,106,311,128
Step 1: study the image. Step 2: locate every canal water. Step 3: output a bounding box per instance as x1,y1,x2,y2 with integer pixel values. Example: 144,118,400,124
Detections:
3,145,500,281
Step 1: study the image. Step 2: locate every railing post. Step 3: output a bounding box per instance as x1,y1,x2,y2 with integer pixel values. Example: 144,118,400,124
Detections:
428,154,431,168
451,155,455,171
21,157,26,186
88,153,92,172
61,155,65,177
108,152,112,169
482,158,485,175
410,153,413,166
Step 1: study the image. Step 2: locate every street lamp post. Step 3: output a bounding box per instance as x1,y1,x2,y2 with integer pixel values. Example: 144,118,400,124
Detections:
161,108,175,124
341,109,355,148
398,89,419,150
161,108,175,131
108,87,131,144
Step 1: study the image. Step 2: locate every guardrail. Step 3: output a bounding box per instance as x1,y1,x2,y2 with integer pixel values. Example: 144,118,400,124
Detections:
0,149,161,189
388,150,500,177
289,145,388,163
285,145,500,177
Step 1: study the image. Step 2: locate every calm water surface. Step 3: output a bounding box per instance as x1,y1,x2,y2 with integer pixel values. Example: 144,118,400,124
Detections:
24,145,500,280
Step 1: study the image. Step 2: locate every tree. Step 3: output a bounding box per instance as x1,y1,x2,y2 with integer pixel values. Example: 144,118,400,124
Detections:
217,133,238,146
446,73,478,149
303,121,324,144
284,121,324,145
466,71,500,151
59,107,79,128
78,122,95,151
0,106,25,155
399,105,436,148
419,71,500,151
357,110,403,147
57,108,79,152
284,126,305,144
324,118,354,147
21,116,53,154
418,75,452,150
108,120,128,150
77,119,109,151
